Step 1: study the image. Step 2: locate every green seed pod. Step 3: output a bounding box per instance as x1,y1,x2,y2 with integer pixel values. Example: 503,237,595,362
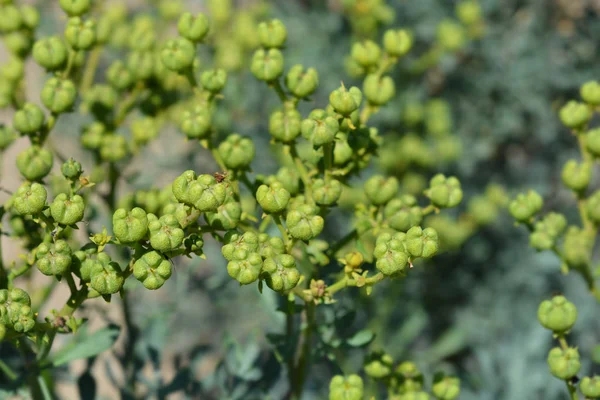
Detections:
61,158,83,180
301,109,339,146
161,38,196,72
41,77,77,114
0,124,17,150
112,207,149,243
13,102,45,135
563,226,592,268
587,191,600,223
561,160,591,192
263,254,300,292
133,251,172,290
396,361,425,392
509,190,543,222
258,233,285,259
178,12,209,42
3,31,34,57
127,17,156,51
131,117,159,146
89,254,123,295
559,100,591,129
580,376,600,398
547,347,581,380
425,174,463,209
100,134,128,163
222,231,260,261
529,230,553,251
585,127,600,158
373,232,408,276
432,376,461,400
64,17,96,50
537,295,577,333
384,196,423,232
329,84,362,116
35,240,73,276
1,57,24,82
20,5,40,30
276,167,301,196
250,48,284,82
351,40,381,68
405,226,439,258
162,202,199,229
285,64,319,98
218,133,255,170
269,108,302,142
286,204,324,241
364,175,398,206
147,214,184,252
50,193,85,225
467,195,498,226
363,74,395,106
530,212,567,250
0,288,35,333
256,182,290,214
201,68,227,93
13,182,47,215
364,352,394,379
0,4,22,33
81,122,106,150
16,146,53,181
173,171,227,212
383,29,412,57
312,179,342,206
126,51,155,81
329,375,363,400
580,80,600,106
227,252,263,285
59,0,91,16
84,84,118,113
257,19,287,48
180,105,211,139
437,20,466,51
106,60,133,90
206,200,242,230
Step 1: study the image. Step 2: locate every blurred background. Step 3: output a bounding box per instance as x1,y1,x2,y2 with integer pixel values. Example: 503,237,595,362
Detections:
1,0,600,399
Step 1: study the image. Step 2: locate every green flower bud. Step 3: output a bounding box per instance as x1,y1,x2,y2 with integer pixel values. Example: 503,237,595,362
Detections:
286,204,324,241
269,108,302,142
580,81,600,106
41,78,77,114
222,231,259,261
176,12,209,43
100,134,128,163
81,122,106,150
218,133,255,170
0,124,17,150
161,38,195,72
547,347,581,380
580,376,600,398
364,352,394,379
258,233,285,259
0,4,22,33
65,17,96,50
285,65,319,98
364,175,398,205
301,109,339,146
329,375,363,400
61,158,83,180
425,174,463,208
35,240,72,276
112,207,149,243
432,376,461,400
559,101,591,129
312,179,342,206
0,288,35,333
16,146,53,181
373,232,408,276
13,182,47,216
561,160,591,192
89,254,123,295
406,226,439,258
133,251,172,290
276,167,301,196
201,68,227,93
256,182,290,214
147,214,184,252
437,20,466,51
329,84,362,116
227,252,263,285
183,233,204,256
383,29,412,57
206,200,242,230
263,254,300,292
180,105,211,138
20,5,40,30
126,51,155,81
564,226,592,268
537,295,577,333
257,19,287,48
59,0,91,16
351,40,381,68
363,74,395,106
509,190,543,222
106,60,133,90
172,171,227,212
50,193,85,225
250,48,284,82
13,103,45,134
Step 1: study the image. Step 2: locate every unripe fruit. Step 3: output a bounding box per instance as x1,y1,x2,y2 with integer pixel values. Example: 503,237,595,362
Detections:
561,160,591,192
364,175,398,206
64,17,96,50
201,68,227,93
35,240,72,276
177,12,209,42
363,74,395,106
59,0,91,16
89,254,124,295
0,4,22,33
383,29,412,57
250,48,284,81
256,182,290,214
61,158,83,179
285,65,319,98
269,108,302,142
351,40,381,68
425,174,463,208
221,231,260,261
537,295,577,333
148,214,184,252
509,190,543,222
329,84,362,116
580,80,600,105
16,146,53,181
580,376,600,398
559,101,591,129
301,109,339,146
13,182,47,215
133,251,172,290
41,78,77,113
547,347,581,380
218,133,255,170
405,226,439,258
227,252,263,285
172,171,227,212
13,103,45,134
312,179,342,206
50,194,85,225
161,38,196,72
373,232,408,276
112,207,149,243
180,105,211,139
257,19,287,48
364,352,393,379
286,204,324,241
329,375,363,400
262,254,300,292
99,134,128,163
432,376,461,400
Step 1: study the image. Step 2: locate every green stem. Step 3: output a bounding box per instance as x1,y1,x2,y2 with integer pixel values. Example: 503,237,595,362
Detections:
272,214,292,253
63,49,78,80
114,82,145,127
65,273,78,296
422,204,437,216
323,143,333,183
288,143,313,203
271,79,288,103
291,302,315,400
37,374,53,400
121,291,138,398
0,221,6,289
80,46,102,94
0,359,18,381
259,215,272,233
565,381,578,400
